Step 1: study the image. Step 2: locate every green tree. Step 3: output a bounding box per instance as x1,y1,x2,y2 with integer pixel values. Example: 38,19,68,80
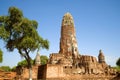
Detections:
17,59,34,67
0,7,49,80
116,57,120,67
0,66,11,72
40,55,48,65
17,55,48,66
11,66,16,72
0,49,3,63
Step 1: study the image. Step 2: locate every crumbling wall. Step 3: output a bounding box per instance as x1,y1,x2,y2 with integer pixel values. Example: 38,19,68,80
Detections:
16,66,38,79
45,64,65,79
45,75,118,80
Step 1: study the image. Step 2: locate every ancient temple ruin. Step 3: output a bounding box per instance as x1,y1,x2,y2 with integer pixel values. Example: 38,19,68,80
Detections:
15,12,118,80
47,12,117,79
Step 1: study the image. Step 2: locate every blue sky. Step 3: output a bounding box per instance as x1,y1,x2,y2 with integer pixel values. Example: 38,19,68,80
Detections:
0,0,120,67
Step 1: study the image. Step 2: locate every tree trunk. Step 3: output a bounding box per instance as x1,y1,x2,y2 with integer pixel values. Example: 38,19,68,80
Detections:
23,50,33,80
26,55,32,80
29,66,32,80
27,58,32,80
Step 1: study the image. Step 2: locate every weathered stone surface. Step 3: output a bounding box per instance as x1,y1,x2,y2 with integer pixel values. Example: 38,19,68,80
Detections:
49,53,64,64
59,12,79,59
45,64,65,79
15,66,38,80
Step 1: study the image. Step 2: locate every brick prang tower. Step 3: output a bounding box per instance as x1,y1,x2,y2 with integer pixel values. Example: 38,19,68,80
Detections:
59,12,79,59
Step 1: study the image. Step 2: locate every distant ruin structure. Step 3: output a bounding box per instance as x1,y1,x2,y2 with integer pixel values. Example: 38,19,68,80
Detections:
35,52,41,65
98,50,105,63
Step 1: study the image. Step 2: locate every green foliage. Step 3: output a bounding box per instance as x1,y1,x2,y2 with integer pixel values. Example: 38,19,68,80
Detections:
112,66,120,71
0,66,11,72
116,57,120,67
17,59,34,67
0,6,49,53
17,60,28,67
17,55,48,66
11,66,16,71
0,6,49,65
40,55,48,65
0,6,49,79
0,49,3,63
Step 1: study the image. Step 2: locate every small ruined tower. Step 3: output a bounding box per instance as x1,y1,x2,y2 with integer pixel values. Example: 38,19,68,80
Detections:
59,12,79,59
35,52,41,65
98,50,105,63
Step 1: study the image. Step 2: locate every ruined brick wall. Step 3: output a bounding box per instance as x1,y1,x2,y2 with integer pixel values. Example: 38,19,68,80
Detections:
45,75,118,80
16,66,38,79
45,64,65,79
44,64,119,80
22,67,38,79
15,64,119,80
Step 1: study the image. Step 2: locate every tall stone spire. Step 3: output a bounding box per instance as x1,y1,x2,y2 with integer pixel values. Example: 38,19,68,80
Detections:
35,52,41,65
59,12,79,59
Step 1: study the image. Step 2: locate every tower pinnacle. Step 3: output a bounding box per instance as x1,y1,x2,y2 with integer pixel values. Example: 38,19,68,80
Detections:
62,12,74,26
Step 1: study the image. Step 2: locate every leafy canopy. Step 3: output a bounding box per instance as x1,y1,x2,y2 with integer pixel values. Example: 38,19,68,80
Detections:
0,66,11,72
17,59,34,67
17,55,48,66
116,57,120,67
0,6,49,61
40,55,48,65
0,49,3,63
